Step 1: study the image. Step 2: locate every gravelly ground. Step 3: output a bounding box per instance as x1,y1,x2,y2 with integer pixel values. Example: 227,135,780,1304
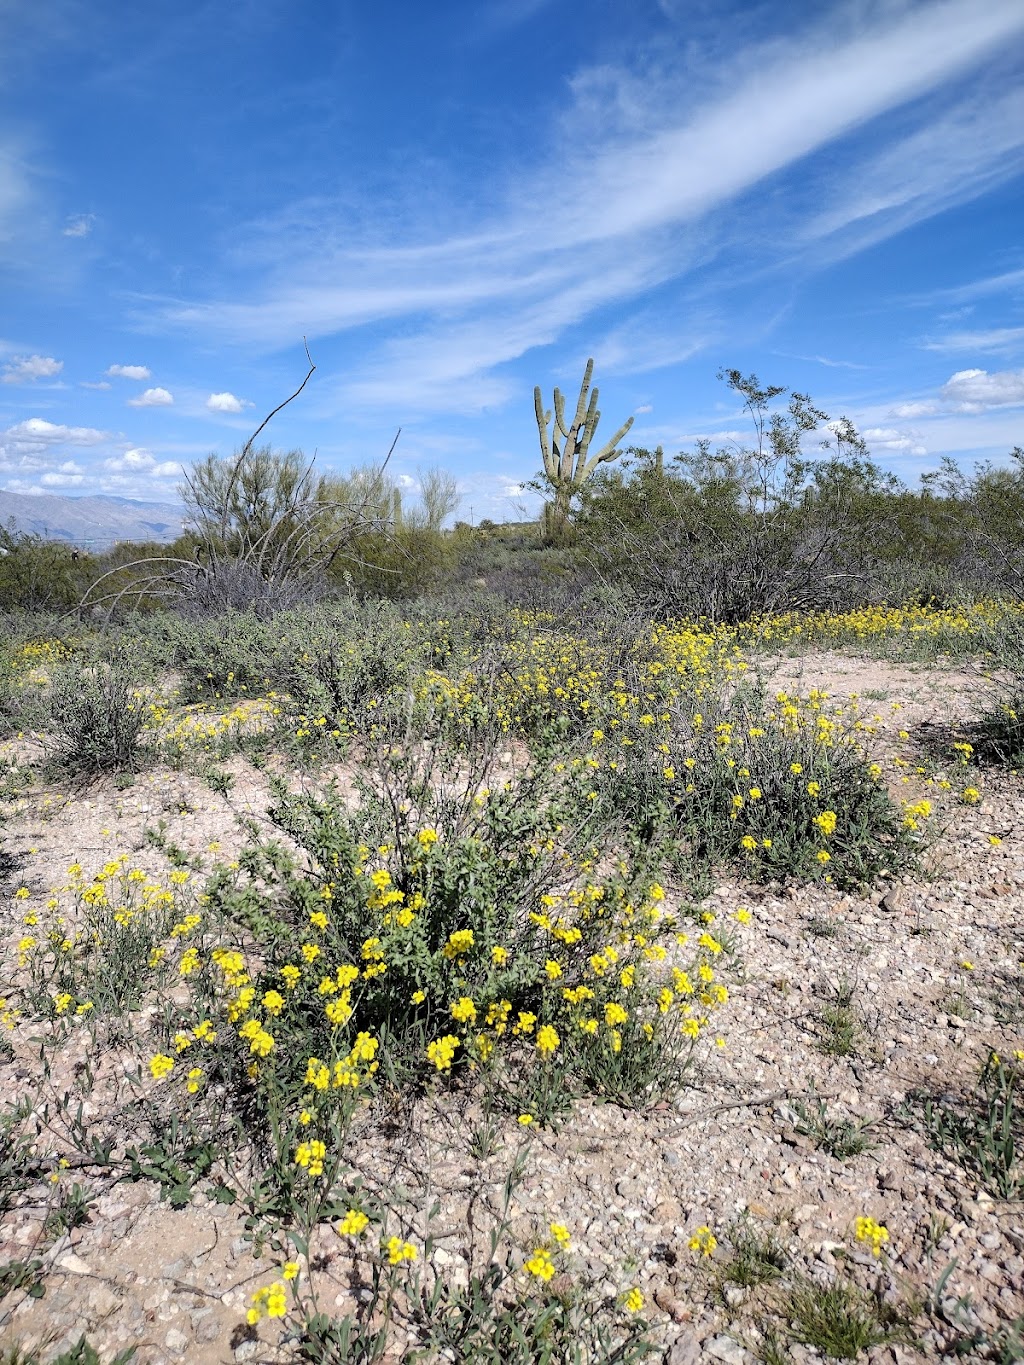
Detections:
1,650,1022,1364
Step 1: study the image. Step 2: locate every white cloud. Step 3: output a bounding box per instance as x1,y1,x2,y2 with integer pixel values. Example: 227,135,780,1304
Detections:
2,417,109,449
104,447,155,472
2,354,63,384
127,386,173,407
889,400,940,419
635,403,653,414
151,461,183,478
41,469,85,486
941,367,1024,412
80,379,111,390
924,326,1024,354
0,419,111,474
107,363,152,380
862,427,928,457
62,213,95,238
206,391,247,413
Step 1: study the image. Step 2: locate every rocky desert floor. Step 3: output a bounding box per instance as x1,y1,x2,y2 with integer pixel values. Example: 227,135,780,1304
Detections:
0,648,1021,1365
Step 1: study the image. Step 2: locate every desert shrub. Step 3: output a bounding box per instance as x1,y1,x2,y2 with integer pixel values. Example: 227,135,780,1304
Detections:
273,601,428,728
678,693,918,887
154,610,284,700
0,649,20,739
0,527,90,612
920,449,1024,601
339,526,459,599
576,372,907,623
17,859,192,1016
970,690,1024,768
595,681,921,889
136,738,734,1215
46,652,150,776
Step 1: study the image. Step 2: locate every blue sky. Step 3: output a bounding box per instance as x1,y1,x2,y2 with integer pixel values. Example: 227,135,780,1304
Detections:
1,0,1023,521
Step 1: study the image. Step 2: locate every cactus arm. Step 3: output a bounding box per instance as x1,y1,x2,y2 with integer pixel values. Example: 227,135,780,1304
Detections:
574,388,601,482
552,387,570,481
567,361,595,477
574,359,595,430
579,414,634,480
535,387,555,477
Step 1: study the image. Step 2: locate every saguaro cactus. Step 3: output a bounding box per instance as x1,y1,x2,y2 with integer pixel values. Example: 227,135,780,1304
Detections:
534,357,633,539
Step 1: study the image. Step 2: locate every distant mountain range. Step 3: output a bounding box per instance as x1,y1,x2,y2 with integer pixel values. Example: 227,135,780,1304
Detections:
0,490,186,548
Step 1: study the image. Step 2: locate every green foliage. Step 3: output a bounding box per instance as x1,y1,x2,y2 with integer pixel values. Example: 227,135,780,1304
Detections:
43,1180,93,1240
791,1086,876,1159
601,678,919,889
125,1118,221,1209
675,703,915,889
971,690,1024,768
18,857,195,1018
920,448,1024,601
0,1097,37,1220
184,444,346,558
818,978,860,1058
0,1257,46,1303
194,739,717,1124
719,1216,787,1289
46,652,149,776
916,1052,1023,1199
785,1277,901,1358
577,370,904,621
0,525,89,612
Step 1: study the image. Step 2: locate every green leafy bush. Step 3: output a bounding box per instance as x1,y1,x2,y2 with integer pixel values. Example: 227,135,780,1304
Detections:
47,653,150,776
598,682,919,889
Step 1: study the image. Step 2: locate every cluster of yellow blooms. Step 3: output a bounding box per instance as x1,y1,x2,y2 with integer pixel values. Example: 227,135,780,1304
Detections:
11,857,204,1021
731,599,1022,649
854,1216,889,1257
411,612,743,739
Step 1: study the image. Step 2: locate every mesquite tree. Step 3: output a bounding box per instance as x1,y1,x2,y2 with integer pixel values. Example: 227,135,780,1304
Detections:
534,357,633,540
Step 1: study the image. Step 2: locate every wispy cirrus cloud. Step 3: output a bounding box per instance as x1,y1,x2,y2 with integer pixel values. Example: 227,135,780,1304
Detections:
140,0,1024,422
62,213,95,238
904,264,1024,307
799,87,1024,261
923,326,1024,354
0,136,36,254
